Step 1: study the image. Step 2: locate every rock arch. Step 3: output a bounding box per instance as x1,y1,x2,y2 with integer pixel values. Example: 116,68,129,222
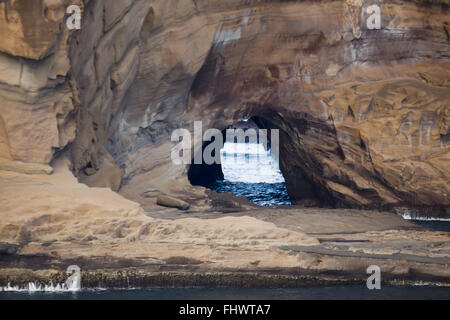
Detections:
0,0,448,216
169,1,450,213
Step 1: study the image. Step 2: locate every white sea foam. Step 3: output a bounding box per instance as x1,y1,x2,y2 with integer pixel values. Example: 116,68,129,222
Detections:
0,281,81,292
220,142,285,184
400,213,450,222
221,142,268,156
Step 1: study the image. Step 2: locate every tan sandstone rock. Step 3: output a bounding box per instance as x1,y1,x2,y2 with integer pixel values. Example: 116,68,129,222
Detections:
0,0,448,215
0,2,448,287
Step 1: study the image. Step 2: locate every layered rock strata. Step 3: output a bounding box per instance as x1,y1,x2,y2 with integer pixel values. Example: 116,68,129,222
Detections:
0,0,448,213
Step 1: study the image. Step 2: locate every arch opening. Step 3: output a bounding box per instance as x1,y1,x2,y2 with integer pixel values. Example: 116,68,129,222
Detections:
187,111,341,209
188,116,291,207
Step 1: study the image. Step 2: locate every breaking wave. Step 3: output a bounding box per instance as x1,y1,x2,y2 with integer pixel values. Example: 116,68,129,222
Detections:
212,142,291,206
400,213,450,222
0,281,80,293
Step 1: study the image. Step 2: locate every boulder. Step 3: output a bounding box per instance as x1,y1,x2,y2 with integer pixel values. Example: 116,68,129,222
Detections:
157,195,190,211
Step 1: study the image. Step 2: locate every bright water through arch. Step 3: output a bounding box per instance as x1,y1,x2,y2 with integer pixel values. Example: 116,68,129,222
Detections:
211,141,291,207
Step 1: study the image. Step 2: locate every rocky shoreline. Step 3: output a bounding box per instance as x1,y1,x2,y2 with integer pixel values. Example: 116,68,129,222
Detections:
0,0,449,293
1,269,449,290
0,161,448,290
3,176,447,291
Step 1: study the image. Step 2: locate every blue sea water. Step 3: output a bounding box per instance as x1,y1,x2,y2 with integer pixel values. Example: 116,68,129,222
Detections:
211,142,291,206
1,285,449,300
410,220,450,232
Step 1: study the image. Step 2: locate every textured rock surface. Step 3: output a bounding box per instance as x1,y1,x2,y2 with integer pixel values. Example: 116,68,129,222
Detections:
0,0,78,164
156,195,190,210
0,159,320,272
175,0,450,213
0,0,448,214
0,0,449,286
0,160,449,285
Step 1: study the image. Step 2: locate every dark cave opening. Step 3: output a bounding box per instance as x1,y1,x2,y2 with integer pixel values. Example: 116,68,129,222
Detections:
188,117,291,207
187,111,342,208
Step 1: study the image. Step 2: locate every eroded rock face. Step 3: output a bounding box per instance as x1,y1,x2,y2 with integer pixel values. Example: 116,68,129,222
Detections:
0,0,449,215
0,0,78,164
179,0,450,213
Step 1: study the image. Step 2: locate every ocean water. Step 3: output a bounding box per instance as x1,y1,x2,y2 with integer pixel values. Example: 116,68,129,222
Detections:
212,181,291,207
409,220,450,232
400,213,450,232
211,142,291,206
1,285,449,300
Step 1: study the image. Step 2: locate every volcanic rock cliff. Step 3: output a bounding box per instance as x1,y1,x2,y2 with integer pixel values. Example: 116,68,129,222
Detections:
0,0,449,215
